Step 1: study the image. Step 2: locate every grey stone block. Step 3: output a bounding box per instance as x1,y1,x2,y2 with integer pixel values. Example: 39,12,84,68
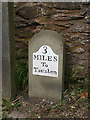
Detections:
29,30,65,100
2,2,16,99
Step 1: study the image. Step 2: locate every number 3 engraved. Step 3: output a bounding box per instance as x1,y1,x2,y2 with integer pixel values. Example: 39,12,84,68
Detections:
42,46,47,54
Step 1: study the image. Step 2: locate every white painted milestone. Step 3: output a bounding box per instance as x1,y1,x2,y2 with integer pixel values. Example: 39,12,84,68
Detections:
33,45,59,77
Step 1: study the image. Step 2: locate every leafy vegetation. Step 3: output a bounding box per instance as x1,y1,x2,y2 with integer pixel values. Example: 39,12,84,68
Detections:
49,87,88,110
13,51,88,118
49,66,89,111
16,60,28,90
16,48,28,91
29,107,36,118
2,98,21,119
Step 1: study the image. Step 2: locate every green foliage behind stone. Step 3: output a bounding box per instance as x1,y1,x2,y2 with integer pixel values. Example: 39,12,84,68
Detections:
16,48,28,91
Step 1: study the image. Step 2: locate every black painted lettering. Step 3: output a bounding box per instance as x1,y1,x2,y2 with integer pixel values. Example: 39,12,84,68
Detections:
53,56,57,62
39,55,42,60
33,55,39,60
42,55,45,61
42,46,47,54
41,62,45,67
41,62,48,67
34,67,38,72
48,56,52,61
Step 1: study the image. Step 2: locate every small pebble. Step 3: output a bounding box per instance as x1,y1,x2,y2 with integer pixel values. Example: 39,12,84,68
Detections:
50,102,54,105
42,105,44,108
42,99,45,102
38,115,41,118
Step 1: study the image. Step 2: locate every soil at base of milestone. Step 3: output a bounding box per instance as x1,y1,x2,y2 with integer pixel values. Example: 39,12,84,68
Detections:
10,86,88,119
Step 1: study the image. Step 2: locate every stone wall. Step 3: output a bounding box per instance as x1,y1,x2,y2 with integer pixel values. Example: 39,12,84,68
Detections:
14,2,89,78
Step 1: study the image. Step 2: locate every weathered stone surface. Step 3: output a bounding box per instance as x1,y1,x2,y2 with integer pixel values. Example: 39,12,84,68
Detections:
29,30,65,100
16,6,39,20
53,3,81,10
70,15,84,20
0,2,2,119
5,110,26,118
80,7,88,16
16,4,52,20
52,13,84,21
16,26,33,39
35,16,50,25
14,2,89,78
55,21,71,28
2,3,16,99
69,23,87,33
